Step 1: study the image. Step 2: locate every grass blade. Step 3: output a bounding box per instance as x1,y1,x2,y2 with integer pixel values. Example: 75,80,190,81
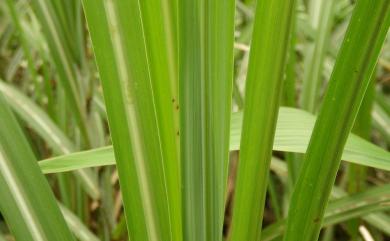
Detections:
346,77,375,238
0,80,100,199
178,0,235,240
229,1,296,240
82,0,180,240
284,1,390,240
137,1,181,238
230,108,390,171
0,93,74,240
38,107,390,174
40,146,115,174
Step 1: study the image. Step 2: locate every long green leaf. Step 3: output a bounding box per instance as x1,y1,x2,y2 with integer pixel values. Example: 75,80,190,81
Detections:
229,1,296,240
231,108,390,171
137,0,181,238
37,143,390,241
0,80,100,199
284,1,390,240
82,0,180,240
39,107,390,173
178,0,235,240
0,93,73,240
40,146,114,174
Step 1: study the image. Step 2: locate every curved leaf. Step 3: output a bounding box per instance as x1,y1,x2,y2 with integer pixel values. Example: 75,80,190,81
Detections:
0,80,100,199
284,1,390,240
0,93,74,241
39,107,390,173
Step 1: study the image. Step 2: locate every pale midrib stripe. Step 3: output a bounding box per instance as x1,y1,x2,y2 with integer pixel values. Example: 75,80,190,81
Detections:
137,0,173,239
200,1,207,236
160,0,181,159
0,84,97,196
0,84,68,153
0,150,46,241
103,1,159,240
60,205,98,241
359,225,375,241
161,0,177,94
372,107,390,135
161,0,180,133
36,0,82,112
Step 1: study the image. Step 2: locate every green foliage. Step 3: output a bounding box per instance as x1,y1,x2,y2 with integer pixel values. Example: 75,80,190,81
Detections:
284,1,390,240
0,0,389,241
178,1,235,240
0,93,74,241
229,1,296,240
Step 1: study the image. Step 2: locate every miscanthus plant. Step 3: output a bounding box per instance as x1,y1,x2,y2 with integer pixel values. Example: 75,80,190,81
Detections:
0,0,389,241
